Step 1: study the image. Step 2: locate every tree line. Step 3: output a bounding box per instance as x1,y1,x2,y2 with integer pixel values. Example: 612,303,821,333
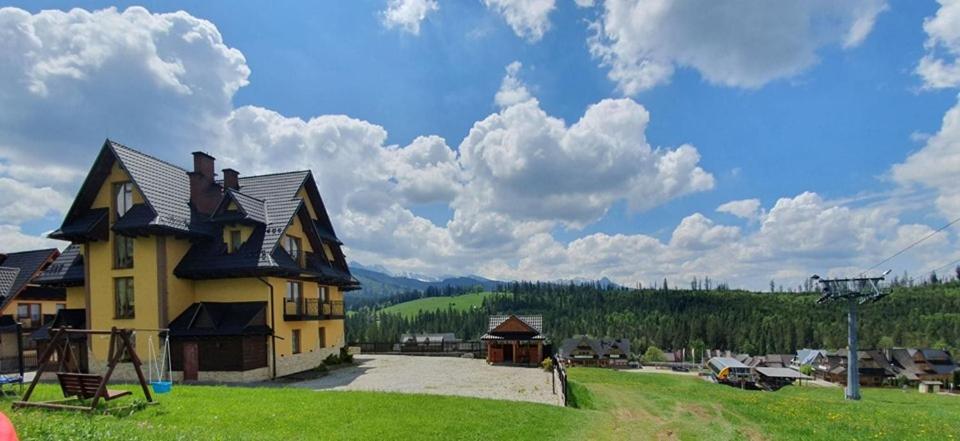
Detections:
346,280,960,356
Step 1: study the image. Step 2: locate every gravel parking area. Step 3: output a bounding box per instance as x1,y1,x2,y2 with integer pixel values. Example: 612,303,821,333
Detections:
288,354,563,406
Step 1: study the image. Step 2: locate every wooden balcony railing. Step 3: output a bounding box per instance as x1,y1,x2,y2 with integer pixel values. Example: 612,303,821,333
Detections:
283,299,344,321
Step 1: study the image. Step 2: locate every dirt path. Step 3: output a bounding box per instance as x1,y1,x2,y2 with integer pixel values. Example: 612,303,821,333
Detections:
288,354,564,406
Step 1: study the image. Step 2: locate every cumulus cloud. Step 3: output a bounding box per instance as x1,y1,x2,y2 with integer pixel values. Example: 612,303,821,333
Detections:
483,0,556,42
494,61,532,108
380,0,438,35
916,0,960,89
717,198,762,221
458,95,713,229
0,178,71,224
588,0,887,94
0,225,64,253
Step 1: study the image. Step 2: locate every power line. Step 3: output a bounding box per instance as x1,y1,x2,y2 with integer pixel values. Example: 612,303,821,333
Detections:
862,213,960,274
922,256,960,277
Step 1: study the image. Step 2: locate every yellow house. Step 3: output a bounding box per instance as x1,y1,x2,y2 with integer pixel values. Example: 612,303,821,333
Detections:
37,139,359,382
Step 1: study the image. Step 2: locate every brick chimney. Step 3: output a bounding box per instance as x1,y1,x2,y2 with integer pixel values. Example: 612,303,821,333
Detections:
189,151,221,215
222,168,239,191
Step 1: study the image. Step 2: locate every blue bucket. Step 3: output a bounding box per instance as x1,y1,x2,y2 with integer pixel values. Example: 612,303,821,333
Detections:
151,380,172,394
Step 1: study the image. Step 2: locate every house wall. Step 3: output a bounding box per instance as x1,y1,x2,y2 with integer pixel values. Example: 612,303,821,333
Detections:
65,286,85,309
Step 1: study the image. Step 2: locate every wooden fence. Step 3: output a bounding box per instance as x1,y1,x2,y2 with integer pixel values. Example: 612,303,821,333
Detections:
352,341,486,358
552,354,568,406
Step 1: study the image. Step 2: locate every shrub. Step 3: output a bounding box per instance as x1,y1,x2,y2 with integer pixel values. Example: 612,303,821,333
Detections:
324,353,341,366
799,364,813,376
642,346,666,363
315,364,329,373
339,347,354,364
541,357,554,372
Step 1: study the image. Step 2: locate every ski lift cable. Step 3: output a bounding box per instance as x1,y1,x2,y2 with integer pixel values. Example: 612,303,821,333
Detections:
861,213,960,275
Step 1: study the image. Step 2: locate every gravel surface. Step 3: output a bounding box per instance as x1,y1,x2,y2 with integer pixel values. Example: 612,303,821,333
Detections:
288,354,563,406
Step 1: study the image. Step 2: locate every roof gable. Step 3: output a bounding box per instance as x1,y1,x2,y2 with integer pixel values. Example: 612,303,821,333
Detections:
490,315,540,334
0,248,59,308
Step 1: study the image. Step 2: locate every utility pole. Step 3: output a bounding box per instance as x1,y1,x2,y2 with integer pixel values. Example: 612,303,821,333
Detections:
811,270,890,401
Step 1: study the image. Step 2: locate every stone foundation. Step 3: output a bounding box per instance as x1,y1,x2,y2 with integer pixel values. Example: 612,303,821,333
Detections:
85,344,343,383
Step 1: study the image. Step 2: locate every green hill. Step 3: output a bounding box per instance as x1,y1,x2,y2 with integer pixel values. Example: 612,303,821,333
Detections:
380,291,500,318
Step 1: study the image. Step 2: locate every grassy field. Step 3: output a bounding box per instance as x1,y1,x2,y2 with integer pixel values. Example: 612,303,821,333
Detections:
3,369,958,440
567,368,960,440
380,291,499,317
2,384,584,441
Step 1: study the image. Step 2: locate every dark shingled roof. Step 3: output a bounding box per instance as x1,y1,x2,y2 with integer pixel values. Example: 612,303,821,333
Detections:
168,302,271,337
211,189,267,224
31,309,87,342
481,315,545,341
0,249,59,309
34,244,85,287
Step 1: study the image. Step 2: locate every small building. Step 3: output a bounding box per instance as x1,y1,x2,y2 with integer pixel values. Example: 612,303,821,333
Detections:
755,367,811,391
707,357,754,385
481,315,544,367
888,348,957,384
558,336,630,367
761,354,795,369
400,333,459,345
918,380,941,394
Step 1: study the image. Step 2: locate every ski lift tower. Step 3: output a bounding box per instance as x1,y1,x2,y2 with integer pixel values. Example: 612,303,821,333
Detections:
810,270,891,401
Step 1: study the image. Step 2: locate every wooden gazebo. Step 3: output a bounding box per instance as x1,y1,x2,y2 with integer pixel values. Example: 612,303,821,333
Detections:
481,315,545,367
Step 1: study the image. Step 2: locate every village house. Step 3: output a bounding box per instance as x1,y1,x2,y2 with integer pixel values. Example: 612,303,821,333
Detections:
887,348,957,385
0,249,66,332
558,336,631,367
813,350,895,386
481,315,545,367
34,139,359,382
792,348,828,370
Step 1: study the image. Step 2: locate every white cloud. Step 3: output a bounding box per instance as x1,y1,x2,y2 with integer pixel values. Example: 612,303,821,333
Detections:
458,95,713,229
483,0,556,42
574,0,596,7
588,0,887,94
717,198,762,221
380,0,438,35
917,0,960,89
494,61,532,108
669,213,739,250
892,99,960,218
0,225,65,252
0,177,71,224
0,6,249,169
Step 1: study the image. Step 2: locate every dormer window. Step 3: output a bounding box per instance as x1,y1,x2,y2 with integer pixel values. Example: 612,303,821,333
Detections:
229,230,243,253
284,235,302,266
114,182,133,217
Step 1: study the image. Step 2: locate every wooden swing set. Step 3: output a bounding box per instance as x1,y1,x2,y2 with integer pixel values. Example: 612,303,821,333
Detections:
13,327,154,412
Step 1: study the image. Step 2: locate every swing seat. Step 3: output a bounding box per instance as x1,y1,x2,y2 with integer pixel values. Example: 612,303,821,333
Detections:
57,373,131,401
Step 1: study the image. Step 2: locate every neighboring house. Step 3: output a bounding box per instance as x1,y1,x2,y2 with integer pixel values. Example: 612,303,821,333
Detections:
792,349,827,370
814,350,895,386
35,139,359,382
0,248,66,332
761,354,795,369
888,348,958,384
558,336,631,367
481,315,545,367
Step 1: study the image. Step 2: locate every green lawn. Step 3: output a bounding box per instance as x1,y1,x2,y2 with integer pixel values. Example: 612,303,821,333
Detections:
2,384,585,441
566,368,960,440
380,291,500,318
3,369,958,440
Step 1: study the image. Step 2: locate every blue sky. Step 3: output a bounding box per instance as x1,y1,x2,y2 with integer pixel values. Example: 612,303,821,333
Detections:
2,1,960,289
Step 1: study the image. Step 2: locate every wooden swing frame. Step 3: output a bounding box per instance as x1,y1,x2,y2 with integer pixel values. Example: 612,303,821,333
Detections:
13,327,154,412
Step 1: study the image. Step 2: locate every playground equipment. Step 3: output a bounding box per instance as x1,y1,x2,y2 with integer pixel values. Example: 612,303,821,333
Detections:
147,331,173,394
13,327,153,412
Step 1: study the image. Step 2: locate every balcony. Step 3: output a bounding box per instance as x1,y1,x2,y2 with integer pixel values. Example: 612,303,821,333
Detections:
283,298,344,321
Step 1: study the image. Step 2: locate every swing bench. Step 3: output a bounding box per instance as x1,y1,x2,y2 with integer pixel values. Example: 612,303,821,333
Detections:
13,327,154,412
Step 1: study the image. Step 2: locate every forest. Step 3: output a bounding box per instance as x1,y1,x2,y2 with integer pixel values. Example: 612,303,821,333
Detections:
346,280,960,356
